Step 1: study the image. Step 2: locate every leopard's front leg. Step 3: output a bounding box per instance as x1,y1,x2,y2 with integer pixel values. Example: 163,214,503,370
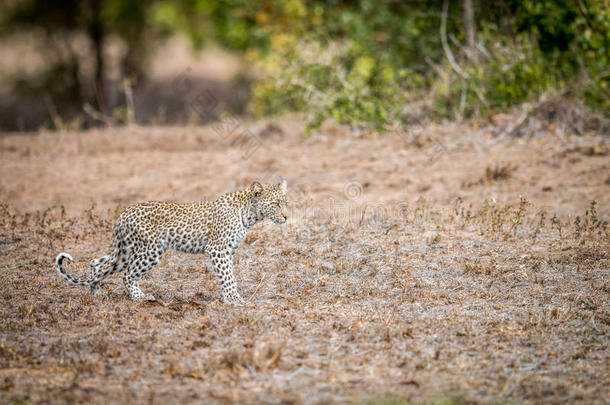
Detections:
210,249,244,305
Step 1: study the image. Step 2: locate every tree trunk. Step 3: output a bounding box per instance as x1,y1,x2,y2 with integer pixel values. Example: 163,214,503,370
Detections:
463,0,477,60
89,0,105,113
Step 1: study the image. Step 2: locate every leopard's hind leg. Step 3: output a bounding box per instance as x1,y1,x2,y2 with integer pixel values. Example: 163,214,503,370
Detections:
123,244,164,302
88,240,128,296
89,256,108,296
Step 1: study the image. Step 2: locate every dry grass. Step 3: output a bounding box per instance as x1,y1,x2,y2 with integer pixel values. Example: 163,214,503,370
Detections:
0,115,609,404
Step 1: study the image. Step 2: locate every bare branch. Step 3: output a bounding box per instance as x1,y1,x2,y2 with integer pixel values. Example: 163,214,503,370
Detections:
440,0,468,79
83,103,114,127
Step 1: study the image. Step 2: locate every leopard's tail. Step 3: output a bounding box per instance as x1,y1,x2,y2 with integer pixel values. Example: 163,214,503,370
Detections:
55,252,93,286
56,239,124,288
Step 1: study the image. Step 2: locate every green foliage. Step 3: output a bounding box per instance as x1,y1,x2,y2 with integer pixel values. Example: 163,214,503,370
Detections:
250,35,401,131
243,0,610,130
248,22,558,130
151,0,283,50
508,0,610,109
435,30,555,117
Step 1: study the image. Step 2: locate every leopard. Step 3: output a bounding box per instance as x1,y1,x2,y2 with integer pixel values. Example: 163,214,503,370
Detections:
55,181,288,305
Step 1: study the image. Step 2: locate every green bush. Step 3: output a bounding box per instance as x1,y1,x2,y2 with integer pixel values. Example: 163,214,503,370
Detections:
250,35,402,131
243,0,610,131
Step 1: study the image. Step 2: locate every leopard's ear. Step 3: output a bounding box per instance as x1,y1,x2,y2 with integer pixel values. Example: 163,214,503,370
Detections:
278,180,287,194
251,182,263,198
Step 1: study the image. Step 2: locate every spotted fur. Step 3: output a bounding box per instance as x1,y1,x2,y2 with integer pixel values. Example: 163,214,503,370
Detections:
55,181,288,304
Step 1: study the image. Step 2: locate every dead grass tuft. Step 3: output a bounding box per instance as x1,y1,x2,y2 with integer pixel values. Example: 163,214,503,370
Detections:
485,163,517,182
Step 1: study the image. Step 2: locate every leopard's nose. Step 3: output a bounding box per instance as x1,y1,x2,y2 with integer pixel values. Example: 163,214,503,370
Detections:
282,215,287,221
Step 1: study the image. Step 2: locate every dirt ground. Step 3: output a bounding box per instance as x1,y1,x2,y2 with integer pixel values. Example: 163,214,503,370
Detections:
0,113,608,404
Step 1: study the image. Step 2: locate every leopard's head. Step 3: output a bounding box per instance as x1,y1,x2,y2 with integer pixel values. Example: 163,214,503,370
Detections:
251,180,288,224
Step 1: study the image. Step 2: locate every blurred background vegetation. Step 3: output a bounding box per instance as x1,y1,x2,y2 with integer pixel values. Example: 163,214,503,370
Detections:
0,0,608,131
